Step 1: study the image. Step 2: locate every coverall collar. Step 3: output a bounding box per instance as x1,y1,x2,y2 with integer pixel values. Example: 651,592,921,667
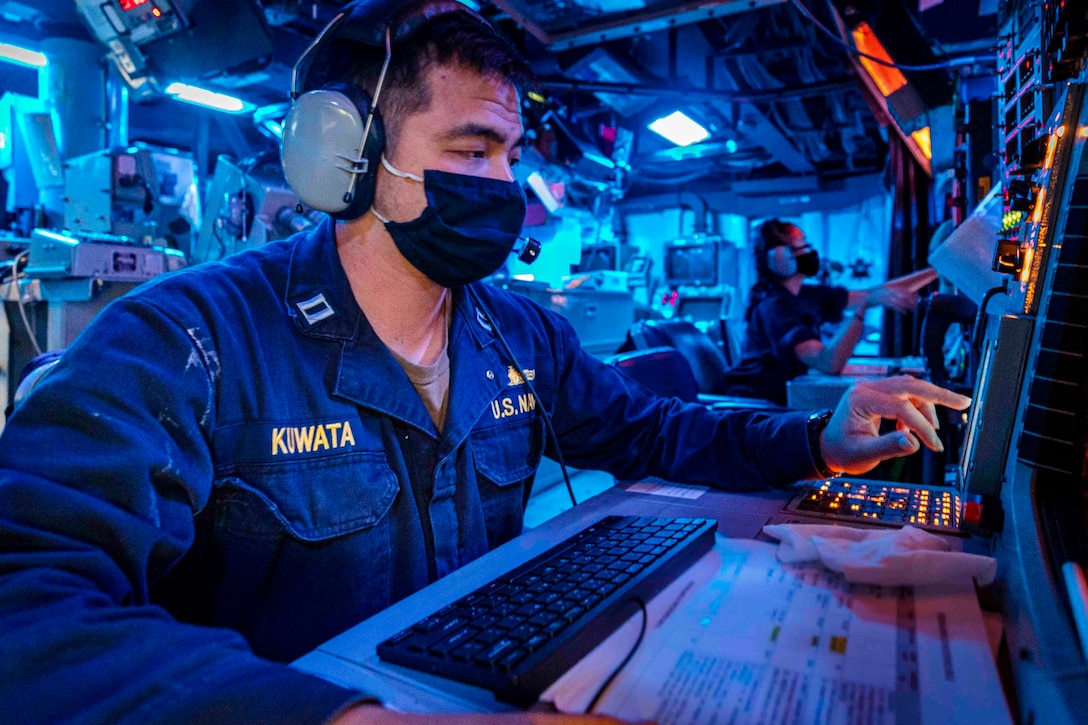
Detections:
283,216,508,445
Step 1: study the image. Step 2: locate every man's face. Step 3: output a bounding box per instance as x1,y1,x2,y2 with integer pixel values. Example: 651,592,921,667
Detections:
374,63,523,222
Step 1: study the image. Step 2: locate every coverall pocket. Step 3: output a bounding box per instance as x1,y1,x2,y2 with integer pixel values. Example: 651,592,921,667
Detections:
215,451,399,541
470,418,545,487
471,418,545,544
204,453,400,661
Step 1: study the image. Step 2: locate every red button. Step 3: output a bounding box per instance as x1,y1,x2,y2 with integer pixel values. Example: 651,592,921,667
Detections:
963,501,983,525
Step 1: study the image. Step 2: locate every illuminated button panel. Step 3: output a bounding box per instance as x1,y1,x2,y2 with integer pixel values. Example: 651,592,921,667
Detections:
787,479,962,533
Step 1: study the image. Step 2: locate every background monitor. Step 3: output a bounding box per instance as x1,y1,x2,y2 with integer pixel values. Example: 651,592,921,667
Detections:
576,243,618,272
664,240,718,287
675,294,726,323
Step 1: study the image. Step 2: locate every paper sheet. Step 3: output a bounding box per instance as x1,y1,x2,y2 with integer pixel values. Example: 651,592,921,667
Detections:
625,481,708,500
543,536,1010,725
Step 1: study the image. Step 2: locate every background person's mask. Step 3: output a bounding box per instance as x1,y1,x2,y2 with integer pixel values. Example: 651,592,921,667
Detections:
796,249,820,277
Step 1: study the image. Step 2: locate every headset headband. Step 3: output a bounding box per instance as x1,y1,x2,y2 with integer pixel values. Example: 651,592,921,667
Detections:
290,0,494,98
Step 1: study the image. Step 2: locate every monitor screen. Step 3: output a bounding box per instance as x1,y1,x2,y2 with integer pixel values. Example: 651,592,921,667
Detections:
676,295,725,322
576,244,617,272
664,242,718,286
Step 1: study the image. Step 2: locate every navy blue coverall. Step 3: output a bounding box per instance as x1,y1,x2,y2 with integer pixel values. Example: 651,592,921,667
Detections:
0,218,820,723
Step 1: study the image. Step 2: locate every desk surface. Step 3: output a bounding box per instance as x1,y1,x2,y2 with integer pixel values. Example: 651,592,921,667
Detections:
292,481,979,714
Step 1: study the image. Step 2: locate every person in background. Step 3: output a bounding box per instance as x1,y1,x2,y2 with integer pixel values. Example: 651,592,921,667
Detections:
724,218,938,406
0,4,966,724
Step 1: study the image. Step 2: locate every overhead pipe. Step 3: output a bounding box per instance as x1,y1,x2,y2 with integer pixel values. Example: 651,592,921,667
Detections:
535,77,854,104
619,191,713,235
38,36,107,161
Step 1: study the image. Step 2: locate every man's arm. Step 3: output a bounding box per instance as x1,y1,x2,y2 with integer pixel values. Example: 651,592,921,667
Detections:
530,309,819,490
0,298,360,724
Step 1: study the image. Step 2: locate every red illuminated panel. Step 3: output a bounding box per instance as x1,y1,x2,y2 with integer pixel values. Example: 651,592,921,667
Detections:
852,22,908,97
119,0,150,11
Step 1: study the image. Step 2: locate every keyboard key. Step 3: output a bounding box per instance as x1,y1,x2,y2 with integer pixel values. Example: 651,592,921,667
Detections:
507,624,538,641
450,641,485,662
430,626,479,657
524,633,549,652
497,648,529,672
476,638,519,666
495,615,525,630
473,628,507,645
528,611,556,627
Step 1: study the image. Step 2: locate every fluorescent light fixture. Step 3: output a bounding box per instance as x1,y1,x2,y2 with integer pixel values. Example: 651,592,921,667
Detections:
647,111,710,147
0,43,46,68
164,83,254,114
526,171,562,214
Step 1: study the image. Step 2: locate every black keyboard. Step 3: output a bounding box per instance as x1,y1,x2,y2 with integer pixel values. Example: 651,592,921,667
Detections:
376,515,716,707
785,478,962,533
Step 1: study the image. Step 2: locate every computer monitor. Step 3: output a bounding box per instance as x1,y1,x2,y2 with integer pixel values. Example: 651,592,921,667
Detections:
663,240,718,287
674,294,726,324
958,314,1032,498
576,244,617,272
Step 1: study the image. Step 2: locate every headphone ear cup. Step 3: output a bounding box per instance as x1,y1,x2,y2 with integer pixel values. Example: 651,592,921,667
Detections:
767,245,797,278
281,84,384,220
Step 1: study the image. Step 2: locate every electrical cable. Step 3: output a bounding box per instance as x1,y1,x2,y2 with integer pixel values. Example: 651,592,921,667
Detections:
586,597,648,714
791,0,996,71
972,280,1009,358
466,284,579,508
11,250,42,357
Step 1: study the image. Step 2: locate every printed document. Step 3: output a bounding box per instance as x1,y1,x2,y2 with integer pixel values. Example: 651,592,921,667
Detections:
543,536,1010,724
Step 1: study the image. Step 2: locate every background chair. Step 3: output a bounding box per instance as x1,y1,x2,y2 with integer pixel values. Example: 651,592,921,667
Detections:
624,319,783,410
605,346,786,411
606,347,702,403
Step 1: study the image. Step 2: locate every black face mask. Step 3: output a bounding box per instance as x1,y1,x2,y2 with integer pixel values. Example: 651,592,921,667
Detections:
795,249,820,277
374,157,526,288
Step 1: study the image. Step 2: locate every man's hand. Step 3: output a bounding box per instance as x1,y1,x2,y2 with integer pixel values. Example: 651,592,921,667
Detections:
331,704,640,724
819,376,971,475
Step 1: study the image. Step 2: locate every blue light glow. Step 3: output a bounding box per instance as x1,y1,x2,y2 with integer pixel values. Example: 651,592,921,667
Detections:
164,83,254,114
647,111,710,147
0,43,46,68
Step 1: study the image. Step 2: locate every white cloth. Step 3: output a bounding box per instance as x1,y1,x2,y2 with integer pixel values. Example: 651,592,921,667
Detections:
761,523,997,586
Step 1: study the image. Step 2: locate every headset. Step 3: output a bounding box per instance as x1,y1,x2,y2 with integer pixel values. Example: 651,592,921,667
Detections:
759,218,799,278
280,0,494,221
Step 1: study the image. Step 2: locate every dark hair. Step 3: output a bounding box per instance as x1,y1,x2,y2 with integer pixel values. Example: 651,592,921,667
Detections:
312,12,534,154
744,218,801,322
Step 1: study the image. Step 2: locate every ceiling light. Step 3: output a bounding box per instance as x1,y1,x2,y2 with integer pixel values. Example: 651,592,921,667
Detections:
164,83,253,114
0,43,46,68
648,111,710,147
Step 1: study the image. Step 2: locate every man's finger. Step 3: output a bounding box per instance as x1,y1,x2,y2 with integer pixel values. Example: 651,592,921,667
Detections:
853,430,920,463
854,390,943,451
874,376,971,410
884,398,943,451
913,399,939,429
